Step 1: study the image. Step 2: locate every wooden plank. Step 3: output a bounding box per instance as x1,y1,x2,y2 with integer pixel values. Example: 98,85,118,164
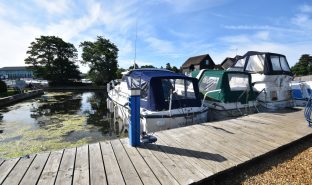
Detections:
19,152,50,185
120,139,160,185
2,155,35,185
0,159,4,166
162,126,244,171
54,148,76,185
153,135,208,179
73,145,89,185
100,141,125,185
110,139,143,185
0,158,19,184
37,150,63,185
89,143,107,185
243,114,310,134
166,123,253,161
210,121,277,150
156,132,214,176
202,121,276,152
142,141,200,184
229,119,301,142
136,144,179,185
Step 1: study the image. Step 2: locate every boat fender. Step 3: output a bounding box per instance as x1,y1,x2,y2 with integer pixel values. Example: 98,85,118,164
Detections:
141,135,157,144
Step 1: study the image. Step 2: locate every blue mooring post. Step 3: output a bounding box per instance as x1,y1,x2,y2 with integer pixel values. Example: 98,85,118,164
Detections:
129,88,141,147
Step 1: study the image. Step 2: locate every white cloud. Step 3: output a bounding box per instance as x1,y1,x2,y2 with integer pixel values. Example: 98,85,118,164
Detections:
144,37,176,53
220,35,250,43
299,4,312,13
291,14,312,31
33,0,72,14
254,31,270,40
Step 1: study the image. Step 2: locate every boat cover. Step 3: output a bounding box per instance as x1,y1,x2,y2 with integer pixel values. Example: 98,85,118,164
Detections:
229,51,293,76
196,70,257,103
125,69,201,111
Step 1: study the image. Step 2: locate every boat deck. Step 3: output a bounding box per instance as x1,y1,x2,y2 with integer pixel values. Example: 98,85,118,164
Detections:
0,108,311,185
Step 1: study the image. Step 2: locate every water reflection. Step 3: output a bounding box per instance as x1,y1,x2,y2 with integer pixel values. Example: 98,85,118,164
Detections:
0,91,127,158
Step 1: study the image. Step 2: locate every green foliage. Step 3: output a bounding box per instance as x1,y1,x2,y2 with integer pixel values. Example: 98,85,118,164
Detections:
116,68,126,79
129,63,139,70
0,80,7,93
25,36,81,83
80,36,119,85
165,62,180,73
141,65,155,68
171,66,180,73
291,54,312,76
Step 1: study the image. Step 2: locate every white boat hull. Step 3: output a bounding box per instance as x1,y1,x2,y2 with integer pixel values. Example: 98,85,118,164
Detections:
107,91,208,134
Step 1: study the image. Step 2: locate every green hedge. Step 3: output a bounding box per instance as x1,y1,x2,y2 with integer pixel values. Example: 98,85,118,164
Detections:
0,80,7,93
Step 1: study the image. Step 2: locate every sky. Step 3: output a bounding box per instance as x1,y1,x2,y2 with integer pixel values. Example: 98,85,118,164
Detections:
0,0,311,73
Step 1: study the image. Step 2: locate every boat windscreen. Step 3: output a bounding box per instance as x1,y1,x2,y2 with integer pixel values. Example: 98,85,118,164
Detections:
234,57,246,67
199,76,219,92
161,78,196,102
245,54,265,73
228,74,250,91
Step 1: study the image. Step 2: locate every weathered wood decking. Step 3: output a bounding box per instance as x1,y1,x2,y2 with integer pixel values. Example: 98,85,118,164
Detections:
0,108,311,185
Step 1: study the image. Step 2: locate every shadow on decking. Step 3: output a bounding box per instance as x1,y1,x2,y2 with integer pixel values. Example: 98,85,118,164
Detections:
141,143,227,162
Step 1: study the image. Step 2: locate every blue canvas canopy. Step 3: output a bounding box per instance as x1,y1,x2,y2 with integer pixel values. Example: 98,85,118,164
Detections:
124,69,201,111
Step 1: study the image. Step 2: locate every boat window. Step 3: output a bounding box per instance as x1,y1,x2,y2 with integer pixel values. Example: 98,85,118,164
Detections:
162,79,196,101
246,55,264,72
228,74,249,91
280,56,290,72
199,76,219,92
185,80,196,99
234,57,246,67
271,56,282,71
140,82,148,99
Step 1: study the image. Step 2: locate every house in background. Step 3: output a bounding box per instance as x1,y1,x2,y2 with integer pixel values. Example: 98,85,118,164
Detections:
220,55,242,70
0,66,33,79
181,54,215,74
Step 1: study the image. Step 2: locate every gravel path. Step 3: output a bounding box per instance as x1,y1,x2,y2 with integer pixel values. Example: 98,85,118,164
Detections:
204,136,312,185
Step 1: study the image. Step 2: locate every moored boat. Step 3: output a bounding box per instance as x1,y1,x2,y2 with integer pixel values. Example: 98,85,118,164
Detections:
107,68,209,134
194,69,259,119
227,51,293,109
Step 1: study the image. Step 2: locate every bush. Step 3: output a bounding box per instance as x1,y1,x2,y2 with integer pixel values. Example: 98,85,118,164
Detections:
0,80,7,93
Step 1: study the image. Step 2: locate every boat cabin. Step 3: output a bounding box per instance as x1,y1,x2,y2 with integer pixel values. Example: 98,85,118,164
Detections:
228,51,293,109
195,70,257,105
228,51,292,75
124,69,202,111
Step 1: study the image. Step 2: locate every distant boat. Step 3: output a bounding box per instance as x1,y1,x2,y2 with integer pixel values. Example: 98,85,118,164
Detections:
107,68,209,134
194,69,259,119
227,51,293,109
290,81,311,106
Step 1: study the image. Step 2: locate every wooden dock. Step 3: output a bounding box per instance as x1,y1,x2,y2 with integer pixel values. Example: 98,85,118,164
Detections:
0,108,311,185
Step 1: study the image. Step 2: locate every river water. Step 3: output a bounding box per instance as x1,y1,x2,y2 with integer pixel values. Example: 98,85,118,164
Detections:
0,92,126,158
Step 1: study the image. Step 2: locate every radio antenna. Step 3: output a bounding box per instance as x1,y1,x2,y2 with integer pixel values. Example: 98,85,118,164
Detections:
133,21,138,69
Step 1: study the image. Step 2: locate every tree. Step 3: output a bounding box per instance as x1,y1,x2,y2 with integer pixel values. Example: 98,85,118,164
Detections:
116,68,126,79
291,54,312,76
129,63,139,70
165,63,172,71
141,65,155,68
0,80,7,93
171,66,180,73
25,36,81,82
80,36,119,85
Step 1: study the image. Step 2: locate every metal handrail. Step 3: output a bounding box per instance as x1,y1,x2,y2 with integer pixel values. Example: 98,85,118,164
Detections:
304,94,312,127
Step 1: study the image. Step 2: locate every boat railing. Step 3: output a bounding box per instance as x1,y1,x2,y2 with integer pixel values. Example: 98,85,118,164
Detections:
304,94,312,127
201,89,221,108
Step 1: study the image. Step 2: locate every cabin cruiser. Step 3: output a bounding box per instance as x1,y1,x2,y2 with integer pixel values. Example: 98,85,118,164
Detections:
193,69,258,119
290,81,311,106
107,69,209,134
227,51,293,109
